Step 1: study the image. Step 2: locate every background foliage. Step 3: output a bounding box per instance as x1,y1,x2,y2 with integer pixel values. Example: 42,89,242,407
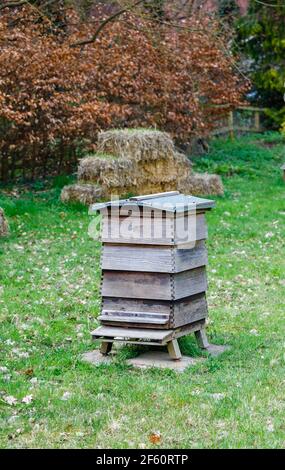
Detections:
0,1,247,182
237,0,285,128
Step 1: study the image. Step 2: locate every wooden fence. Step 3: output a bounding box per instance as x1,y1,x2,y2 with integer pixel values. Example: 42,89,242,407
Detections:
0,143,79,184
212,106,266,138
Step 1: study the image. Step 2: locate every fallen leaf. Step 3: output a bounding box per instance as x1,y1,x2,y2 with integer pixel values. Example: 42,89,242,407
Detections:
149,431,161,445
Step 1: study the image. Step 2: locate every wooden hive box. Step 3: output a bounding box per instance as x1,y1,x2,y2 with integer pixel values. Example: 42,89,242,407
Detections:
90,191,215,360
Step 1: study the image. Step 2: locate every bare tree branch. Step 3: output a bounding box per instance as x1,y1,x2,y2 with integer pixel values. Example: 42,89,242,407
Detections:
253,0,283,7
0,1,28,11
70,0,146,48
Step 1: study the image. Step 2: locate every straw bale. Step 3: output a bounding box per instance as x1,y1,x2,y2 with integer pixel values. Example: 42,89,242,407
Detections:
97,129,175,161
183,173,224,196
61,128,224,204
60,184,102,205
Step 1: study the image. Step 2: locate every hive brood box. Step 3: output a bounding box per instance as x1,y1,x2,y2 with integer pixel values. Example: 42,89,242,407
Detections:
90,191,215,360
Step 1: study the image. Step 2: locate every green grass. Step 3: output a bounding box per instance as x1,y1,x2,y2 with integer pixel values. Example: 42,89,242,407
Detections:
0,132,285,449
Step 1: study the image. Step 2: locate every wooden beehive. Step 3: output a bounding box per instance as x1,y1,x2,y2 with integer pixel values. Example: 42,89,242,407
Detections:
90,191,215,360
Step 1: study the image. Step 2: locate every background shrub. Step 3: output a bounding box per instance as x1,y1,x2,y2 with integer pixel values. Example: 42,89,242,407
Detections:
0,2,247,182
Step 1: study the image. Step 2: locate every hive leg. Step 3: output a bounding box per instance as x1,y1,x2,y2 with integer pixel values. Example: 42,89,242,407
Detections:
195,328,209,350
167,339,182,361
100,341,113,356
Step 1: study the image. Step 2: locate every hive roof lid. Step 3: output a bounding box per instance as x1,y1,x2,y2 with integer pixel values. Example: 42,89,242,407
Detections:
90,191,215,214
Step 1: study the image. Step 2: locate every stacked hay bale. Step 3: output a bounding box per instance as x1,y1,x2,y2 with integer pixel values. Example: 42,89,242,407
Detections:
61,184,102,205
61,129,223,204
0,208,9,237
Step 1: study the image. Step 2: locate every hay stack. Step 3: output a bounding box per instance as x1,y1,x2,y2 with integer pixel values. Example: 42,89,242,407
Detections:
61,128,224,205
61,184,102,205
78,154,134,192
78,129,193,197
97,129,175,162
184,173,224,196
0,208,9,237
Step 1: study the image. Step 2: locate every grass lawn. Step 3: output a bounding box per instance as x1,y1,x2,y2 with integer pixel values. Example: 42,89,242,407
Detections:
0,132,284,449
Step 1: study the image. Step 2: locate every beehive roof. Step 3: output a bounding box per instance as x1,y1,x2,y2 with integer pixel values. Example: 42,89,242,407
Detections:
90,191,215,214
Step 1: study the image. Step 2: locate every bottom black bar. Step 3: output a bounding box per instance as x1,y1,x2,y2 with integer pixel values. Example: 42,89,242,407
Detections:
0,449,284,467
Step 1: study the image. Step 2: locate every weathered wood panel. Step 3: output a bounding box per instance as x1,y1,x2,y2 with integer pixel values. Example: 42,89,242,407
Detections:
101,267,207,301
102,215,174,245
174,213,207,245
101,240,207,273
174,241,207,272
174,267,207,299
99,308,169,326
101,270,172,300
173,293,208,328
101,212,207,245
100,293,207,329
99,316,169,327
101,297,171,329
101,244,174,272
91,325,174,342
102,297,171,314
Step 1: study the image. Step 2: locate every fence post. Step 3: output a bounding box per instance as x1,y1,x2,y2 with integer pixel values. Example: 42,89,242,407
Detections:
254,110,260,131
228,110,234,140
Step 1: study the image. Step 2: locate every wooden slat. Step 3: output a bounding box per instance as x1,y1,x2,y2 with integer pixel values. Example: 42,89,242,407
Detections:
174,241,207,272
130,191,179,201
99,321,170,330
102,267,207,301
174,213,207,245
101,212,207,246
173,293,208,328
102,215,174,245
102,297,171,315
99,316,168,325
174,267,207,299
103,206,211,219
101,244,174,272
102,309,169,319
172,319,206,339
99,308,170,328
94,338,168,346
101,240,207,273
101,270,172,300
91,325,174,341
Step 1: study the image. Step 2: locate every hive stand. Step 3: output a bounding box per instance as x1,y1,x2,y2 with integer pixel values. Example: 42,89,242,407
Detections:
90,191,215,361
92,320,210,360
